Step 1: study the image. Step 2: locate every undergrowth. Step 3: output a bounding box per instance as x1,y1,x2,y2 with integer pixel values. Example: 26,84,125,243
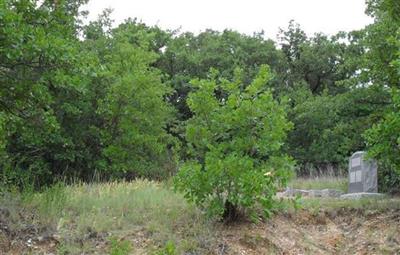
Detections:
2,179,399,254
1,180,215,254
288,176,348,192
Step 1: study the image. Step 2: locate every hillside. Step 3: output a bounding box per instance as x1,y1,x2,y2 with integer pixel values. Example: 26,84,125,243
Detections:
1,180,399,255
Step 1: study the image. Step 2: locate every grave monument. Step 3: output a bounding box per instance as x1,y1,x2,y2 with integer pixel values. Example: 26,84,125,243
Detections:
348,151,378,193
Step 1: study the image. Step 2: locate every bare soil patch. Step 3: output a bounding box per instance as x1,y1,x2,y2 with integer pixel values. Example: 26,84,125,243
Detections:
217,208,400,255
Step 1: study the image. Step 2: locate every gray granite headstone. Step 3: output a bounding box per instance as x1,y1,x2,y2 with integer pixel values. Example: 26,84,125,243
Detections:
348,151,378,193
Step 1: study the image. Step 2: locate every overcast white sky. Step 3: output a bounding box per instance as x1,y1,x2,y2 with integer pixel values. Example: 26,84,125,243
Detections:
82,0,373,39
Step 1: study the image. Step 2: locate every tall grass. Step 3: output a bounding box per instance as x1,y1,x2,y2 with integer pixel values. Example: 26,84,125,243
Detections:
18,180,214,254
288,176,348,192
2,178,400,254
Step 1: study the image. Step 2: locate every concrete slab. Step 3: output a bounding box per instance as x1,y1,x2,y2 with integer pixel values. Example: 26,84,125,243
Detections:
279,188,344,198
340,192,385,199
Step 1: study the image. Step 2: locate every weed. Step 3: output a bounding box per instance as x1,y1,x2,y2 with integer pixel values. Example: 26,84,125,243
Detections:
13,180,215,254
109,237,132,255
37,182,67,221
153,240,177,255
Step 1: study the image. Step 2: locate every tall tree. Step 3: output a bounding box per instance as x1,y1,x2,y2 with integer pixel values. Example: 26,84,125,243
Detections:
364,0,400,192
95,21,176,179
0,0,91,186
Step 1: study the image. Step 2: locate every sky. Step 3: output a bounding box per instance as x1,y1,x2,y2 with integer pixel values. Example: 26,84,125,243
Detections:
82,0,373,39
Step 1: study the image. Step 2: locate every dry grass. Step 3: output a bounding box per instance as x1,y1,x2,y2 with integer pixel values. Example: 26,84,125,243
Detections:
299,196,400,212
288,176,348,192
1,180,216,254
2,179,400,254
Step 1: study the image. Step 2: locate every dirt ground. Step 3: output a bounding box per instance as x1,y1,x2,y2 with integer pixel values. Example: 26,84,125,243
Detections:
218,208,400,255
1,207,400,254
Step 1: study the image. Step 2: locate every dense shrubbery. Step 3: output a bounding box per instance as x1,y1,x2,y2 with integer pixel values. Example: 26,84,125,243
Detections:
363,0,400,193
0,1,175,187
365,90,400,193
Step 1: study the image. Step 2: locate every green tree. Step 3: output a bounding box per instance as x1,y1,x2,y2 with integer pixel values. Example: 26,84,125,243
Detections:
175,66,293,221
0,0,92,186
157,29,286,122
278,21,358,95
364,0,400,192
279,16,397,176
286,85,388,175
96,22,177,179
365,90,400,192
0,3,177,187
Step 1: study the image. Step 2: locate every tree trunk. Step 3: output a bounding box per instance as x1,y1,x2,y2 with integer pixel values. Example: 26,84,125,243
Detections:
223,200,239,222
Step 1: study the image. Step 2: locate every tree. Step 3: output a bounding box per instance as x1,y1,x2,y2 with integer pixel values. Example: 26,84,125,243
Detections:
286,85,388,175
0,3,177,187
363,0,400,192
0,0,91,187
278,22,357,95
174,66,293,221
278,20,307,66
96,22,177,179
157,29,286,122
365,90,400,193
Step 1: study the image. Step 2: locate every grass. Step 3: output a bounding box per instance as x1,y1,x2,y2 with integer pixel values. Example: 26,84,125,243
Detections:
2,178,400,254
274,195,400,218
280,176,400,214
2,180,215,254
300,197,400,211
288,176,348,193
109,237,132,255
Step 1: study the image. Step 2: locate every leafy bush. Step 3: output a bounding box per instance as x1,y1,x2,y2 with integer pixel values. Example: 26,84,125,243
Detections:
175,66,294,221
365,90,400,193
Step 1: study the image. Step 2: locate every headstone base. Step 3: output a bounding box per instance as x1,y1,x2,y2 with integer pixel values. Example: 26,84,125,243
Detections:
279,188,344,198
340,192,385,200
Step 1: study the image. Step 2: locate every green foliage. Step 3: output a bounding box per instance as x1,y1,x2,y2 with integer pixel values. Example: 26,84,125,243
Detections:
365,90,400,166
175,66,294,220
363,0,400,192
96,22,176,179
0,0,93,187
365,90,400,193
286,85,389,175
278,22,371,174
157,29,286,122
278,21,355,95
0,4,176,187
279,5,398,176
1,0,398,194
109,237,132,255
287,89,346,171
154,241,177,255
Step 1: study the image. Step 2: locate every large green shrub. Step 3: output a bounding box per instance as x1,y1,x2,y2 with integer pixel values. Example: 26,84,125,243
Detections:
365,90,400,193
174,66,294,220
363,0,400,193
